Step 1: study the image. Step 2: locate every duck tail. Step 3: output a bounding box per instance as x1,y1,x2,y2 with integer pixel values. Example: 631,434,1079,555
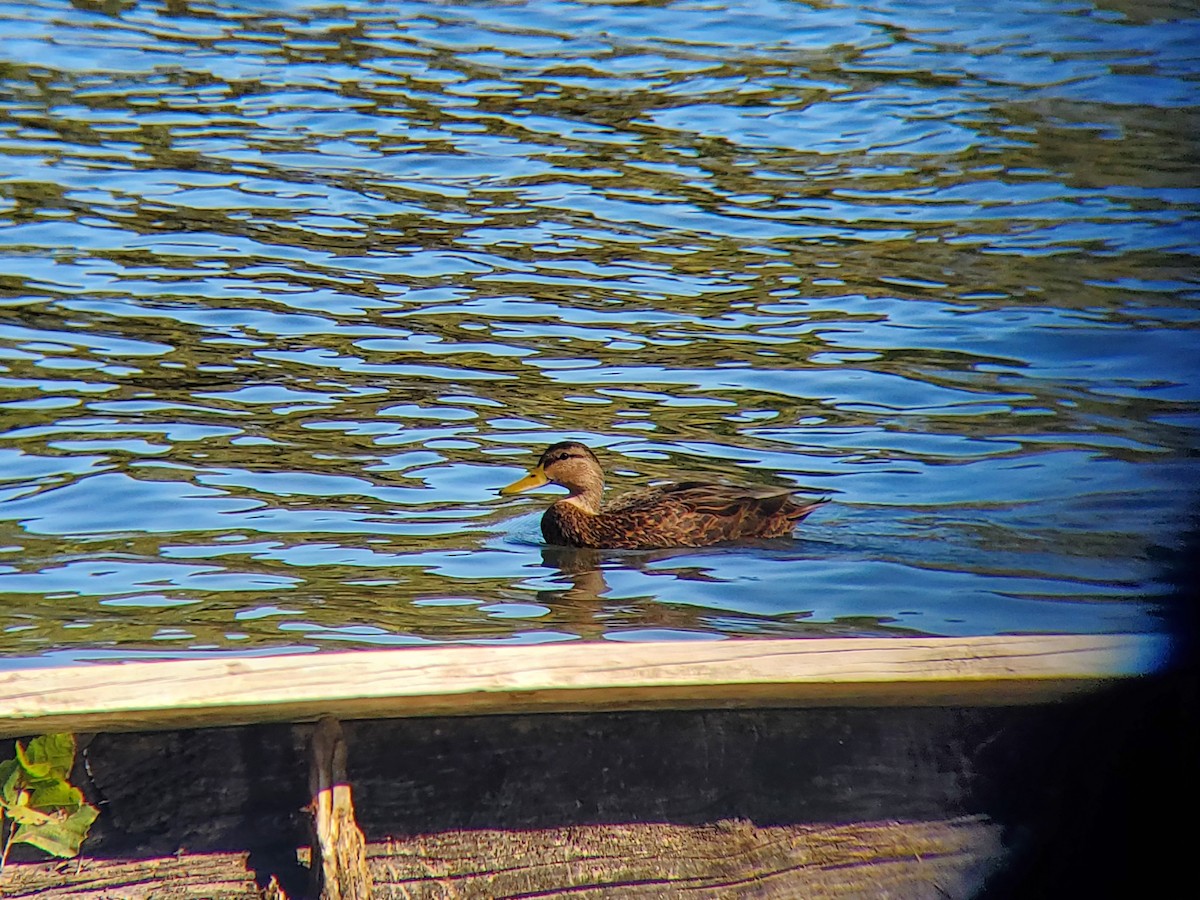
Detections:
786,496,829,523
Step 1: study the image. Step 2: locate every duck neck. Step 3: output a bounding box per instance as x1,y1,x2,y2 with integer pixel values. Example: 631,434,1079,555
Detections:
562,477,604,515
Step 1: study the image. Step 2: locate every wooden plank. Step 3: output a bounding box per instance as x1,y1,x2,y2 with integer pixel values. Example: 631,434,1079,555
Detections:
72,708,1003,852
0,634,1168,737
0,817,1003,899
366,817,1004,899
0,851,262,899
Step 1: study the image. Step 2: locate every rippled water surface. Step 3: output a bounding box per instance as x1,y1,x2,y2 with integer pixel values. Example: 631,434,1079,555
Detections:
1,0,1197,661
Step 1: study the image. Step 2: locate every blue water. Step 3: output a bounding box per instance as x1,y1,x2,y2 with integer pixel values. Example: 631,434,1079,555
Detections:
0,0,1197,660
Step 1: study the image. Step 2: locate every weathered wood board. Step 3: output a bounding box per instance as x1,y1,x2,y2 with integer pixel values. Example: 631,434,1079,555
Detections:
0,634,1169,738
366,817,1003,899
1,818,1002,900
61,707,1007,855
1,852,262,899
0,633,1184,898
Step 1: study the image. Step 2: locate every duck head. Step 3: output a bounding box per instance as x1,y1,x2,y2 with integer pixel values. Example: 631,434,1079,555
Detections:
499,441,605,503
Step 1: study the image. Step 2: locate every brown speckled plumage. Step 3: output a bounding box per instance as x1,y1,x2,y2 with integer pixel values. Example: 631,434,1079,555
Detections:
501,441,827,550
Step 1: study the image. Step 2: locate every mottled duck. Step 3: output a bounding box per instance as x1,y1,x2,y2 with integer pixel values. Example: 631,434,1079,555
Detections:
499,441,826,550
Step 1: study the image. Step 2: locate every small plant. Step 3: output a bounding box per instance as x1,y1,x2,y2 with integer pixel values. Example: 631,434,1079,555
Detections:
0,734,99,871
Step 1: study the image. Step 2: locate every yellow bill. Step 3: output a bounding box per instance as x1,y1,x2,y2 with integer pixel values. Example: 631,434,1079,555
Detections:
499,464,550,494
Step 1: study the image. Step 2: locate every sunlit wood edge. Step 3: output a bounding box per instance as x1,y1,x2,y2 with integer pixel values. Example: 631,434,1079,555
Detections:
0,634,1171,738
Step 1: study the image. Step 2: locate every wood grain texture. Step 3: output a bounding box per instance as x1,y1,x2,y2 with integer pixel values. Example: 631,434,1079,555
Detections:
310,717,372,900
0,851,261,899
0,818,1002,900
0,634,1169,737
69,708,1003,854
368,817,1003,899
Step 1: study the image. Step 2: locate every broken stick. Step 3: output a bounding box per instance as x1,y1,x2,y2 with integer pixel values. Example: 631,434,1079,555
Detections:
310,716,371,900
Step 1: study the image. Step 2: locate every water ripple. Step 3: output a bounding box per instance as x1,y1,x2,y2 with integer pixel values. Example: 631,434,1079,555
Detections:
0,0,1196,657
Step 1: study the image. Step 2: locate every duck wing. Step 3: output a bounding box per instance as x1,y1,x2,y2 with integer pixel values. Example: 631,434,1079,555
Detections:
609,481,816,528
657,482,799,517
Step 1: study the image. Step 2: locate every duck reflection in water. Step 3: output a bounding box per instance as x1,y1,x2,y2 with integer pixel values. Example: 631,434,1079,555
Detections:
535,543,735,637
538,544,607,605
534,540,825,638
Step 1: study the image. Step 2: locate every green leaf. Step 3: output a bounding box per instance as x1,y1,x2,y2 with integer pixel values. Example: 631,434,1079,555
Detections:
28,779,83,813
21,734,76,782
6,803,52,826
13,803,99,858
0,735,98,862
0,758,21,808
14,742,52,780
